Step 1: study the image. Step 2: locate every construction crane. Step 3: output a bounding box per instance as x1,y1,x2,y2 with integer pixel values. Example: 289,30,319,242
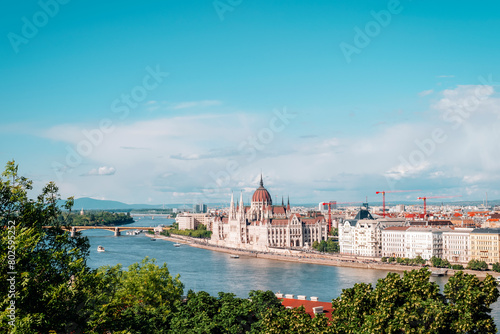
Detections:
376,190,420,218
418,195,462,216
321,201,336,232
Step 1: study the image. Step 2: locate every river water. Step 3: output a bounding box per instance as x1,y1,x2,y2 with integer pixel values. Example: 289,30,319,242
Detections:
83,217,500,327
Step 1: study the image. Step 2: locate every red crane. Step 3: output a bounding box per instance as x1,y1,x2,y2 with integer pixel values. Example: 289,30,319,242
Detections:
321,201,336,232
418,195,462,216
376,190,420,217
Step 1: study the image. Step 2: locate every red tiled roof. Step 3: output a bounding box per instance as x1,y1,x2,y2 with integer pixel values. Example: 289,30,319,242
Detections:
281,298,333,319
301,218,323,225
273,207,286,214
271,219,289,226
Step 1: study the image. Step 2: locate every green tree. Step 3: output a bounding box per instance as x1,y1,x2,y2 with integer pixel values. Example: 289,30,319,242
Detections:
467,259,489,271
491,262,500,272
0,161,98,333
260,306,330,334
330,268,499,333
169,289,282,333
445,271,499,333
89,257,184,333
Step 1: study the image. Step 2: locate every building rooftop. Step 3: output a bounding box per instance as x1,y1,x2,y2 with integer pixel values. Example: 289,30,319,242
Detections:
383,226,410,231
471,228,500,234
280,298,333,319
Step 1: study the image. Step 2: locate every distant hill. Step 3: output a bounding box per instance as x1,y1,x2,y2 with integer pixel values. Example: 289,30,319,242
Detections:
60,197,164,211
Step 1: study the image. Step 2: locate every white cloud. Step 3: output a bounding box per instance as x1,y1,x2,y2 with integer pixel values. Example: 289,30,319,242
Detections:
39,87,500,203
83,166,116,176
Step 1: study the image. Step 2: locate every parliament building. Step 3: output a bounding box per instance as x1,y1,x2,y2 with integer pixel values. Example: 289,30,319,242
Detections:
210,175,328,252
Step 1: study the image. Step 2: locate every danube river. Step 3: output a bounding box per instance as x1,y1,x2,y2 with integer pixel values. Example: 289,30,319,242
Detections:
83,217,500,326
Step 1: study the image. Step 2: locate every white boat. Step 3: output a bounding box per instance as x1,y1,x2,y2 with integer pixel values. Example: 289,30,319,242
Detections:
97,246,105,252
173,243,181,247
496,277,500,285
230,254,239,259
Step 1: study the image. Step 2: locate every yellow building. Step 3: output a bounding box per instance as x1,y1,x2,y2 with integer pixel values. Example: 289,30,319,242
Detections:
470,228,500,264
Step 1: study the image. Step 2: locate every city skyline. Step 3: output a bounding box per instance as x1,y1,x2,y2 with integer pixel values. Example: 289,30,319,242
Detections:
2,1,500,204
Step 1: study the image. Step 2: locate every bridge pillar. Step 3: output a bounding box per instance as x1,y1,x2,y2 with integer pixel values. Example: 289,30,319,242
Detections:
114,227,121,236
71,227,76,237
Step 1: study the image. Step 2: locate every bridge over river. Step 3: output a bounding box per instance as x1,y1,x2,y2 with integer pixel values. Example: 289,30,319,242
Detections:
43,225,171,237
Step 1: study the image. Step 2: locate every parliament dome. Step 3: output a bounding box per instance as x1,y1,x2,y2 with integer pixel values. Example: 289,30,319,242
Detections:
252,175,272,205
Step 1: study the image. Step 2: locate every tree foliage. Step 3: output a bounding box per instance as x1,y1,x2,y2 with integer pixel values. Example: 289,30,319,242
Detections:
0,161,98,333
430,256,451,268
330,268,499,333
169,223,212,238
170,289,282,334
312,239,339,253
88,257,184,333
467,259,489,271
59,210,134,226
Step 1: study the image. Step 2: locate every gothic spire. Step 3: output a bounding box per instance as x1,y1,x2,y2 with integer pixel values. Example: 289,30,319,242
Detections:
259,173,263,187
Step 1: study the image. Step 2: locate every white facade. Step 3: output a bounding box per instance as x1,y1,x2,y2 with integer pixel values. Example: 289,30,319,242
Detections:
442,228,472,263
176,213,211,230
339,216,384,257
404,227,446,260
381,227,409,258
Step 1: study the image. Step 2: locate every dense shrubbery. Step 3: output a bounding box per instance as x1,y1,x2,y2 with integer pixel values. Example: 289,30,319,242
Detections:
431,256,451,268
467,259,489,271
312,239,339,253
382,256,426,266
451,264,464,270
492,262,500,272
169,223,212,238
59,210,134,226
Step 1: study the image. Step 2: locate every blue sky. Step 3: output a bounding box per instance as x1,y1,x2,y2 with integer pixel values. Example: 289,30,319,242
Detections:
1,0,500,205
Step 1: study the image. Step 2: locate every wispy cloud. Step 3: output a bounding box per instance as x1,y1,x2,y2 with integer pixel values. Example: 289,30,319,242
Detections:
82,166,116,176
418,89,434,97
171,100,222,110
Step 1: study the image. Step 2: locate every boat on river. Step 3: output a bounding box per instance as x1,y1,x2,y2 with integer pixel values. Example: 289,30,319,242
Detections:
97,245,105,252
174,243,181,247
230,254,240,259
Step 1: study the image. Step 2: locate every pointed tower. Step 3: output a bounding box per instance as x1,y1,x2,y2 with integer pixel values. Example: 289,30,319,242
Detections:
238,191,245,218
282,196,284,206
229,192,236,220
287,196,290,211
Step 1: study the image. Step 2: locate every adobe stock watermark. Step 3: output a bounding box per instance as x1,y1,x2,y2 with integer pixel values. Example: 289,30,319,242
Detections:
385,75,498,190
339,0,407,64
6,220,17,329
51,65,169,181
7,0,71,54
213,0,242,21
199,107,296,202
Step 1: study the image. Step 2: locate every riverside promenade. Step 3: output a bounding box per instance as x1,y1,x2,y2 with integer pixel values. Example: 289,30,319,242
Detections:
148,234,499,279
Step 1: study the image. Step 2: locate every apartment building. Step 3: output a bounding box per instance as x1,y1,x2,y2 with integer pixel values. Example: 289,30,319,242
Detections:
381,226,409,258
470,228,500,264
404,227,448,260
442,228,472,263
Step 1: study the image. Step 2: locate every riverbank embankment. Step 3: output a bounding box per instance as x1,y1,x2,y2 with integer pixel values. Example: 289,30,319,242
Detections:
147,234,499,278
